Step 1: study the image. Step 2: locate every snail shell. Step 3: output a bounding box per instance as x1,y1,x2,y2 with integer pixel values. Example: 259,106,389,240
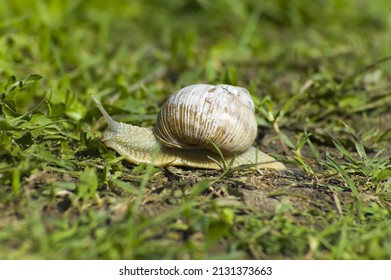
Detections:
154,84,257,155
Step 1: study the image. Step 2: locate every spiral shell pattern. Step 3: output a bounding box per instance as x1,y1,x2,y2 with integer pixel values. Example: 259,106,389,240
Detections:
153,84,257,155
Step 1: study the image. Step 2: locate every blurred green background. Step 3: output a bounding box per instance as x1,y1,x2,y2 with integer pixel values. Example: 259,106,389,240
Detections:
1,0,390,105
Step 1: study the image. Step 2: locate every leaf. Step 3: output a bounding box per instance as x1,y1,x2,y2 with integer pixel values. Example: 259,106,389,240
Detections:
205,221,229,248
21,114,53,129
220,208,235,225
0,117,24,130
1,75,43,113
26,144,76,170
293,155,313,174
351,133,367,161
189,179,211,196
2,75,16,94
2,87,18,111
207,141,227,171
375,168,391,181
257,97,275,122
110,178,139,195
52,181,77,191
0,117,23,131
278,131,295,149
325,152,360,201
77,167,98,200
329,135,354,162
66,100,87,121
25,74,43,83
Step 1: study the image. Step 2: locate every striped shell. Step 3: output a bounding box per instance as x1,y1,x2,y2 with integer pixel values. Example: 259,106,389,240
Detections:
153,84,257,155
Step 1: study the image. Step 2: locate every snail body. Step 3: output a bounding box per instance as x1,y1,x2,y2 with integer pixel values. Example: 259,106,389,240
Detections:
92,84,285,170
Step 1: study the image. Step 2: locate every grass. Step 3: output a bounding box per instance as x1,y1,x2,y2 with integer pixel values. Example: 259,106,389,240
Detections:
0,0,390,259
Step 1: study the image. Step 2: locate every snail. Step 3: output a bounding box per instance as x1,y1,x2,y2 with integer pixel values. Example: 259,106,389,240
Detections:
91,84,286,170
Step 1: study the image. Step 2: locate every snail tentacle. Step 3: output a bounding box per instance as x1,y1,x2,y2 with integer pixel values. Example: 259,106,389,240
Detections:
91,94,120,133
